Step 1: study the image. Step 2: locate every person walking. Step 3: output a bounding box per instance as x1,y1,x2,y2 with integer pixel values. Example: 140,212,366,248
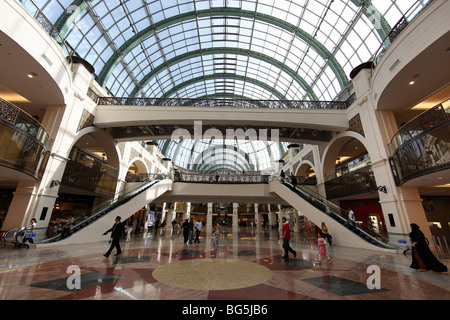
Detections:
290,173,297,188
182,219,189,244
213,222,220,247
281,217,296,259
194,219,202,243
22,218,37,245
409,223,447,272
317,232,332,264
188,217,194,244
125,218,134,242
103,216,125,258
321,222,333,246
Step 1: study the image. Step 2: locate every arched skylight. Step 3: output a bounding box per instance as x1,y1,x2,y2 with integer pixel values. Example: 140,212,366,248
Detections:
28,0,430,100
21,0,433,171
158,139,287,172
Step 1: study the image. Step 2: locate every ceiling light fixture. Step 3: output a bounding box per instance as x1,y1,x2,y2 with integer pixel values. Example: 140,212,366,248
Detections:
27,72,38,79
409,80,415,85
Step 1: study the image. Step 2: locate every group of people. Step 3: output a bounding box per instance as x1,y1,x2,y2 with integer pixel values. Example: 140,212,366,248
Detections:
99,215,447,275
181,218,203,244
281,216,447,272
279,170,297,187
281,217,332,264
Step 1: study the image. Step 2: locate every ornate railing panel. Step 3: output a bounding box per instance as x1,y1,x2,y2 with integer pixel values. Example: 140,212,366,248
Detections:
0,98,53,149
372,0,434,67
18,0,74,63
0,98,53,179
61,161,118,196
325,166,377,199
174,172,270,184
97,95,355,110
389,101,450,185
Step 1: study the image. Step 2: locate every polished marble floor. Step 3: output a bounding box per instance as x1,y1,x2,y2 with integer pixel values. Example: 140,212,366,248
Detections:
0,228,449,301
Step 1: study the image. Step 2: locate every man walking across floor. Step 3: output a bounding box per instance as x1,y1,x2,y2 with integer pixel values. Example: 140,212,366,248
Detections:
281,217,296,259
194,219,202,243
103,216,125,258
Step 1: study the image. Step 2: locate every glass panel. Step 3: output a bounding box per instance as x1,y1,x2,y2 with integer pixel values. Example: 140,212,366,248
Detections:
19,0,433,171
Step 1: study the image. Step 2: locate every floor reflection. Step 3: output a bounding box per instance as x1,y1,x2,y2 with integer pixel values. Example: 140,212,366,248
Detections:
0,228,448,300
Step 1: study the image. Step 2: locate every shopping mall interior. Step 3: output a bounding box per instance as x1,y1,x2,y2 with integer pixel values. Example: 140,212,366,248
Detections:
0,0,449,304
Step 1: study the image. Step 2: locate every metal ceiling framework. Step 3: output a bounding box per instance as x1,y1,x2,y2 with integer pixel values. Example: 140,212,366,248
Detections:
25,0,431,171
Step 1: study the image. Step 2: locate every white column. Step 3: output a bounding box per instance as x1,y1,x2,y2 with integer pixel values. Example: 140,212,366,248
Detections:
352,67,433,243
169,202,177,226
268,203,276,228
161,203,167,225
2,181,39,231
255,203,262,230
232,202,239,229
186,202,191,220
278,205,283,231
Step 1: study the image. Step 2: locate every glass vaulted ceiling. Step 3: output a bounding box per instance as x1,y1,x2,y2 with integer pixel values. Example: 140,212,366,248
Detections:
22,0,431,171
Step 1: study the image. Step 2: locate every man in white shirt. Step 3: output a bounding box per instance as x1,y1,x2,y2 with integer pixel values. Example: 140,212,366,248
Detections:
194,219,202,243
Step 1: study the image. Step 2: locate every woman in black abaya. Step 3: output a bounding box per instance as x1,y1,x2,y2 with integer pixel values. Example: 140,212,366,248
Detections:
409,223,447,272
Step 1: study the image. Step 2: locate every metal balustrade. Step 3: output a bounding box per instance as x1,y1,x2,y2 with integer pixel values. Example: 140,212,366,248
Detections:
389,100,450,185
97,95,355,110
0,98,53,179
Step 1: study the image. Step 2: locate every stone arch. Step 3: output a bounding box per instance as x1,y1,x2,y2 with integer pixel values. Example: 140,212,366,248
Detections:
127,159,149,174
68,126,120,171
295,161,316,177
321,131,370,183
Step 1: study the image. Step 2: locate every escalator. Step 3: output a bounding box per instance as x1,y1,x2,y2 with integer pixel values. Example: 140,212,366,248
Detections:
38,177,172,246
270,180,399,251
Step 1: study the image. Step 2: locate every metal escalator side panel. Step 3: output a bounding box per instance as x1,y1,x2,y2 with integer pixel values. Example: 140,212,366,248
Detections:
269,181,397,251
37,179,173,246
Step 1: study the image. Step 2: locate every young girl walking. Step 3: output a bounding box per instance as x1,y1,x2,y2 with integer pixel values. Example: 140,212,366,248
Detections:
213,222,220,247
317,232,332,264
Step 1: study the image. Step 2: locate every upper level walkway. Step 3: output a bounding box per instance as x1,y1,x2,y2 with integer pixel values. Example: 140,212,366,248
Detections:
94,96,355,144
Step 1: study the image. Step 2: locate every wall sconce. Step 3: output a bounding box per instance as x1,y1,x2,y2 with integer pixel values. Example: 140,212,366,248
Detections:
377,185,387,193
50,180,61,188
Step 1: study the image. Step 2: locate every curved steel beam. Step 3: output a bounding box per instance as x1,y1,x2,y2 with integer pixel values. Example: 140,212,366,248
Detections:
94,8,351,89
55,2,391,94
130,47,318,100
162,73,288,101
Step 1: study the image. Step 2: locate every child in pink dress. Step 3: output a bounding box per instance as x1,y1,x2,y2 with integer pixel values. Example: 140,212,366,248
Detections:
317,232,332,264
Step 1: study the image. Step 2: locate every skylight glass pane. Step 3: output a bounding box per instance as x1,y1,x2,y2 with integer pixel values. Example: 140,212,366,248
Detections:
19,0,432,170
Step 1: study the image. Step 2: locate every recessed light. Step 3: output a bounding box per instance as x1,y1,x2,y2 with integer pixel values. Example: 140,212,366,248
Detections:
27,72,38,79
409,81,415,85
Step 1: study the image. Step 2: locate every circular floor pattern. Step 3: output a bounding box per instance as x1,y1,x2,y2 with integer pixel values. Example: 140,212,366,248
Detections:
152,258,272,290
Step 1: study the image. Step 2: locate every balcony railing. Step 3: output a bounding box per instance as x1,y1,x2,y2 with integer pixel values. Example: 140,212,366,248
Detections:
0,98,53,179
389,100,450,185
18,0,74,63
97,95,356,110
371,0,434,67
173,172,271,184
325,166,377,199
60,161,118,196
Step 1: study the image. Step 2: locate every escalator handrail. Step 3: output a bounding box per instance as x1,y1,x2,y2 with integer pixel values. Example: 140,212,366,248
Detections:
280,181,397,249
39,178,164,243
